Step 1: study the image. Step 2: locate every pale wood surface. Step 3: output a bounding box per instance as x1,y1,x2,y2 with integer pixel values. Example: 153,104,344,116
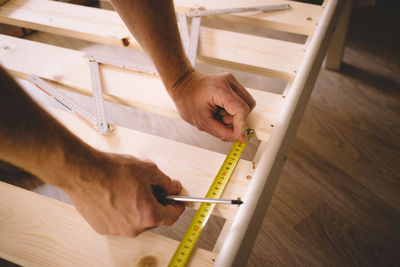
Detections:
173,0,322,35
0,34,285,141
0,0,305,80
105,0,322,35
0,181,216,267
45,107,253,220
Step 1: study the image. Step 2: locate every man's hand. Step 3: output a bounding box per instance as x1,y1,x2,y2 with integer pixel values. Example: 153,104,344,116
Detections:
64,153,184,237
170,71,256,143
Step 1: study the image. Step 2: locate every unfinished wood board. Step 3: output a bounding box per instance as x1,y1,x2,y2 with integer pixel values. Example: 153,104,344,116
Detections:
0,0,305,80
0,34,285,141
0,0,135,48
104,0,323,35
198,27,304,80
46,107,253,219
0,181,216,266
174,0,323,35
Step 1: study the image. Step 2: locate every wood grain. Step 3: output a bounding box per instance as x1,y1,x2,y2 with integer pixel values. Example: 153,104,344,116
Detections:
45,107,252,220
0,0,305,80
0,34,284,141
247,2,400,265
0,181,216,267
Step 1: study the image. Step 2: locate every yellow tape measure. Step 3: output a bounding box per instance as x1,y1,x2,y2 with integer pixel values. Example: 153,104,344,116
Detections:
168,129,254,267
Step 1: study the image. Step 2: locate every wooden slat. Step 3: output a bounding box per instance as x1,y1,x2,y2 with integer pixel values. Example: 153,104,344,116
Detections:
174,0,323,35
0,0,135,48
198,27,304,80
46,107,253,219
0,181,216,266
0,34,285,141
0,0,305,80
103,0,323,35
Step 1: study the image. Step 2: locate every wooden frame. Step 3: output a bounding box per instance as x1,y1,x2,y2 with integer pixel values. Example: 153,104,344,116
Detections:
0,0,347,266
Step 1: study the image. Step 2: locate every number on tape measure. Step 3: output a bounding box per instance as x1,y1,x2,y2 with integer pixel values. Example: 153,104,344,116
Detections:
168,129,254,267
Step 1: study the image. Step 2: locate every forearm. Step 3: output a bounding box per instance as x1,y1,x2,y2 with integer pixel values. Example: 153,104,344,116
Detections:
0,66,102,189
111,0,192,92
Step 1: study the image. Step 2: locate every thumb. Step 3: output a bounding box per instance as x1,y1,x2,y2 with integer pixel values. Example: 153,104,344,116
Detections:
149,170,182,196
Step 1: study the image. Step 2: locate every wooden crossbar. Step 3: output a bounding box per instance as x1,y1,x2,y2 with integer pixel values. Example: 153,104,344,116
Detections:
0,0,306,80
0,34,284,141
0,181,216,266
45,108,252,220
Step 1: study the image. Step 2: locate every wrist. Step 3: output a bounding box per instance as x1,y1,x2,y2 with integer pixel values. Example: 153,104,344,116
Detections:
47,144,109,192
167,68,202,102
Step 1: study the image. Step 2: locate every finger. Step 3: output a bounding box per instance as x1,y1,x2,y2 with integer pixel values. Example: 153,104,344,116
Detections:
215,108,233,125
148,168,182,195
232,112,249,143
222,114,233,125
228,78,256,111
214,88,250,142
203,113,235,141
159,203,185,226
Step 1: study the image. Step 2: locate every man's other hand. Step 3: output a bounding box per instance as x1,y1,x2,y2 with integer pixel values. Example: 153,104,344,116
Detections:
170,71,256,143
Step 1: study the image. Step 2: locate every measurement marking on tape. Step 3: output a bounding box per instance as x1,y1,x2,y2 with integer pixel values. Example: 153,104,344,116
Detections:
168,129,254,267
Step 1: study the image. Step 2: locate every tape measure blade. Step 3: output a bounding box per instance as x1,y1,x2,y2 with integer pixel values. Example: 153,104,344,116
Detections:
168,134,252,267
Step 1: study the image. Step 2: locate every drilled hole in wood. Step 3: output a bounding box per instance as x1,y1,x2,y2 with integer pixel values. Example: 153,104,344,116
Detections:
122,37,130,47
270,124,275,128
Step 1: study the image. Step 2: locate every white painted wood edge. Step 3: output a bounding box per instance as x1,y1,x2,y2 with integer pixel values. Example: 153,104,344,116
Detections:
215,0,342,266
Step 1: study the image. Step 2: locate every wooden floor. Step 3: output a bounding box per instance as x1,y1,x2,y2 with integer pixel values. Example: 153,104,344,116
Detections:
1,1,400,266
247,1,400,266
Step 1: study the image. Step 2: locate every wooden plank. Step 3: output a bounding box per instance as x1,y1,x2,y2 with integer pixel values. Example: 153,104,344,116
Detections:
174,0,323,35
0,0,135,48
0,0,305,80
0,34,285,141
45,107,253,219
198,27,304,80
0,181,216,266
